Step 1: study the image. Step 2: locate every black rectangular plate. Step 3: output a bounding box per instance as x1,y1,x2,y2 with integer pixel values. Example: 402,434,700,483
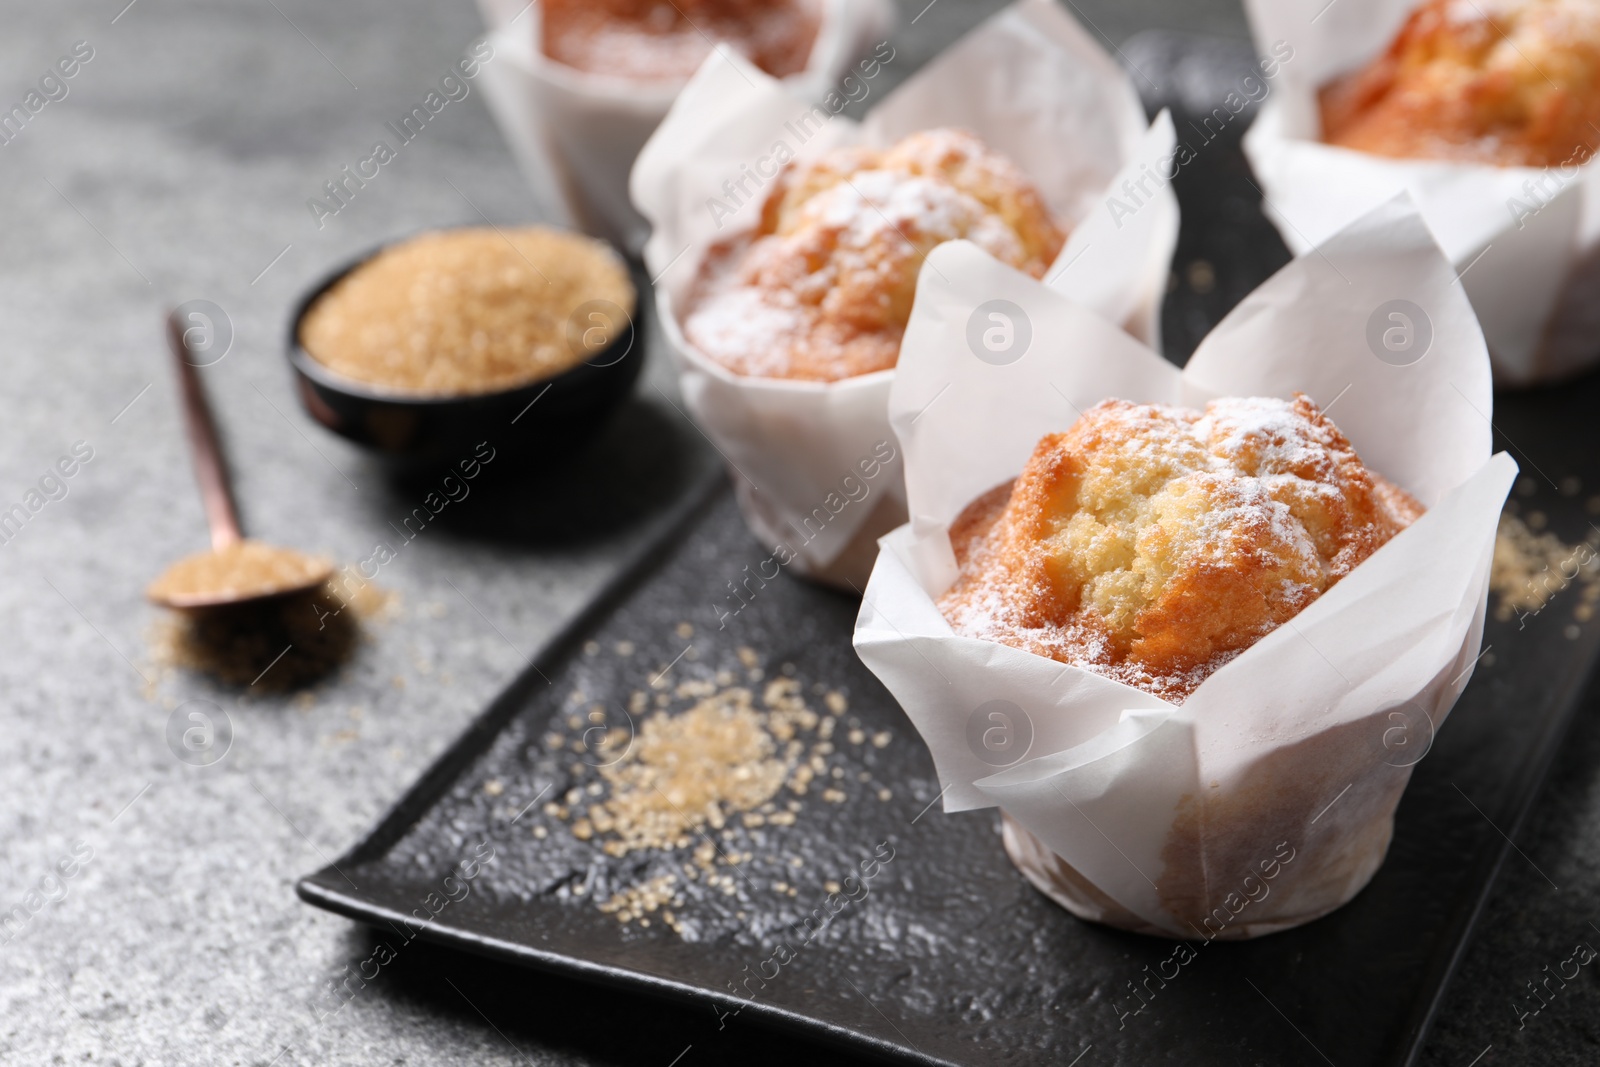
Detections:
298,33,1600,1067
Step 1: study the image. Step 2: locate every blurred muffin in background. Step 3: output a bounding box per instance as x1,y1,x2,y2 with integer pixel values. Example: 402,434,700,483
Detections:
683,128,1066,382
1320,0,1600,166
542,0,822,82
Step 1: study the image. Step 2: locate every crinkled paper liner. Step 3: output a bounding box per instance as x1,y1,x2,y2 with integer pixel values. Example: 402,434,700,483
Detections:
1241,0,1600,386
729,471,908,592
999,808,1387,942
633,0,1180,588
854,194,1515,938
996,600,1481,942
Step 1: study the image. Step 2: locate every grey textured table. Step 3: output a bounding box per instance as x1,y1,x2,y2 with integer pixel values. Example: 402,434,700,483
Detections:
0,1,1594,1065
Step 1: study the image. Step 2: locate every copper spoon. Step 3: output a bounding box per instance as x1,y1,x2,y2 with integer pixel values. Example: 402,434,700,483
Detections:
147,309,334,610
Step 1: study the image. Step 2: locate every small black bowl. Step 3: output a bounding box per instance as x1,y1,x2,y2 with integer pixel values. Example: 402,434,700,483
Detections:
286,239,644,471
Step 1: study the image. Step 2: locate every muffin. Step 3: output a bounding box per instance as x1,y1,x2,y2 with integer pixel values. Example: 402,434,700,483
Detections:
542,0,823,82
683,128,1067,382
1319,0,1600,166
938,395,1424,701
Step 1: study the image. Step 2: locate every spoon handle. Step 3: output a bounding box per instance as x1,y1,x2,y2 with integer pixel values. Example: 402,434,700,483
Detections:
166,310,243,551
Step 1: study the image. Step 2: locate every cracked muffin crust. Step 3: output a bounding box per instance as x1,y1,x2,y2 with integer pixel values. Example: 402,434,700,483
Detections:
1320,0,1600,166
683,128,1066,382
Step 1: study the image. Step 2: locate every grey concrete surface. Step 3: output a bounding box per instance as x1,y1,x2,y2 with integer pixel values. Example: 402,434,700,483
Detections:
0,1,1590,1065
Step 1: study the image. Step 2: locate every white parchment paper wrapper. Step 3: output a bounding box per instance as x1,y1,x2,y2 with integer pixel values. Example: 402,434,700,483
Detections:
853,194,1516,938
631,0,1180,587
1241,0,1600,386
473,0,894,255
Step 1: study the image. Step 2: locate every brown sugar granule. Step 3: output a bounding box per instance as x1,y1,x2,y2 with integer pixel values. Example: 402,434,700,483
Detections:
599,873,683,927
299,227,635,397
587,686,792,857
1491,513,1600,621
149,578,390,691
147,540,333,607
538,647,860,932
542,0,821,82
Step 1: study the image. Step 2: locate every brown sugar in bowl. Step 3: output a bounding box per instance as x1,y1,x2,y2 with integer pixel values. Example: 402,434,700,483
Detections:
287,226,643,467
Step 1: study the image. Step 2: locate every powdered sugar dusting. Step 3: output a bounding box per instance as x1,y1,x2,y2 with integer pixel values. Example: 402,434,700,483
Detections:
938,395,1424,703
683,128,1065,382
1323,0,1600,166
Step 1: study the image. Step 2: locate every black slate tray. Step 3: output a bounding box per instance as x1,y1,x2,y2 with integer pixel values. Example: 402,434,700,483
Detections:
298,33,1600,1067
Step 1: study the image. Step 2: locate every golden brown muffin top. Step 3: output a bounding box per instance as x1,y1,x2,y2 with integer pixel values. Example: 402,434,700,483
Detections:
938,395,1424,702
1320,0,1600,166
542,0,821,82
684,128,1066,382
